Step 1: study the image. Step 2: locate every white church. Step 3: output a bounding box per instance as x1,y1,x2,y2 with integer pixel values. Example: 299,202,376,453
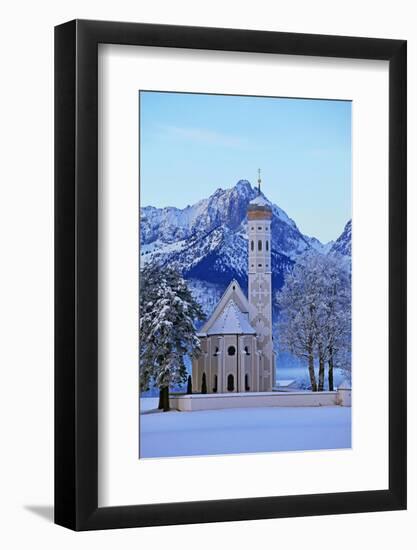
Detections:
192,175,276,394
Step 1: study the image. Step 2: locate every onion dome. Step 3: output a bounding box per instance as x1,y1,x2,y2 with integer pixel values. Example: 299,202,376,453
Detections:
247,169,272,220
248,193,272,220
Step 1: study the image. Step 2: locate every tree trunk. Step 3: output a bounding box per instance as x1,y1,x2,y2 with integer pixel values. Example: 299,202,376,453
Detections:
307,350,317,392
159,386,170,412
318,345,325,392
328,349,334,391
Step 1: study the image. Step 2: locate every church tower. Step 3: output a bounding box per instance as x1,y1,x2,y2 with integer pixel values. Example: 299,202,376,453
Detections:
247,170,275,391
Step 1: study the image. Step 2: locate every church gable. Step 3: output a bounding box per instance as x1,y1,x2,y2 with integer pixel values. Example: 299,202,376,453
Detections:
198,279,251,336
207,300,256,336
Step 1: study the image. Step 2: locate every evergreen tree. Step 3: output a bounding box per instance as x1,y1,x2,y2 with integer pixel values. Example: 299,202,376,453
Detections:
139,263,205,411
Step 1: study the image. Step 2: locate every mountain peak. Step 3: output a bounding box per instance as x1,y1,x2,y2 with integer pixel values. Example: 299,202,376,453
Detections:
235,179,253,191
329,219,351,257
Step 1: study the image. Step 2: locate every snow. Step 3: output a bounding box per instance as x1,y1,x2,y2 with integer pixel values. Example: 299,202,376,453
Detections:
329,219,352,257
306,235,335,254
139,399,351,458
249,194,272,208
206,299,255,335
275,379,297,388
187,279,223,318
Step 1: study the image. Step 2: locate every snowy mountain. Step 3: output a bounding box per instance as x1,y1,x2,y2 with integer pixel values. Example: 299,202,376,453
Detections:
140,180,351,317
329,219,351,257
305,235,334,254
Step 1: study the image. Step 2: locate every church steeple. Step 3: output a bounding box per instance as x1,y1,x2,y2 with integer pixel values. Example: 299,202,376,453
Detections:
247,170,274,391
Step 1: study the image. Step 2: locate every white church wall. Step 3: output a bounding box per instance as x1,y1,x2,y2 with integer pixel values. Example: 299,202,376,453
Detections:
248,208,274,393
223,335,238,392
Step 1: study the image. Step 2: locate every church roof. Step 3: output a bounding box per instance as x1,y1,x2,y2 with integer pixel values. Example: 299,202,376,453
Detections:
206,299,256,336
249,194,270,206
198,279,251,336
248,194,272,209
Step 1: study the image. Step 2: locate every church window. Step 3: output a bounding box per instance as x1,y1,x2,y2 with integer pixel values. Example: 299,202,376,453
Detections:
251,240,254,251
258,264,262,267
258,240,262,251
258,226,262,230
227,374,235,391
213,347,219,356
245,374,250,391
244,346,250,355
266,240,269,251
213,375,218,393
227,345,236,356
251,226,254,230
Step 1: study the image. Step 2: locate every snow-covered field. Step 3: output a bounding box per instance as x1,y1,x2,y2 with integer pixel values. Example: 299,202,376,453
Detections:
139,398,351,458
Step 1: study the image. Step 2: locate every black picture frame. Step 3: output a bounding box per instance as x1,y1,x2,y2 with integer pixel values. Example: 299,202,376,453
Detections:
55,19,407,531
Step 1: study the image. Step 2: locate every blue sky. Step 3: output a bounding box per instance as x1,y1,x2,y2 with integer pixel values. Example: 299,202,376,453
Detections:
140,91,351,243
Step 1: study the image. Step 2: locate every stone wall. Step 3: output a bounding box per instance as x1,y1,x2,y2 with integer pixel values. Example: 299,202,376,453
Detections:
169,389,351,412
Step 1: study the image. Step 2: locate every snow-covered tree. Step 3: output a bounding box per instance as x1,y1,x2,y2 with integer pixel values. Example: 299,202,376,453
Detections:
139,263,205,411
276,253,351,391
276,255,321,391
316,256,351,390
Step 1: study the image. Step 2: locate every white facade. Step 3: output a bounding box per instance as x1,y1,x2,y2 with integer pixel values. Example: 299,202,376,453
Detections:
192,193,276,393
192,281,260,393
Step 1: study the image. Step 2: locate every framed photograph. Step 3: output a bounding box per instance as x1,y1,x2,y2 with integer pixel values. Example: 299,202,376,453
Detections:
55,20,406,530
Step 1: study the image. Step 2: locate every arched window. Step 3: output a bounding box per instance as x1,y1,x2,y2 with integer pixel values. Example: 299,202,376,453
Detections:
244,346,250,355
213,375,218,393
213,346,219,356
258,240,262,251
227,374,234,392
245,374,250,391
227,346,236,356
266,240,269,251
250,240,254,251
201,372,207,393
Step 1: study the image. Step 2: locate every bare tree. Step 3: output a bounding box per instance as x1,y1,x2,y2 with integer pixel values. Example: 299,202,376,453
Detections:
276,256,322,391
277,253,351,391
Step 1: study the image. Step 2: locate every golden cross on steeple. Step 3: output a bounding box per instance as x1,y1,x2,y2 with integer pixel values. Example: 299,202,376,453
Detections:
257,168,262,194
